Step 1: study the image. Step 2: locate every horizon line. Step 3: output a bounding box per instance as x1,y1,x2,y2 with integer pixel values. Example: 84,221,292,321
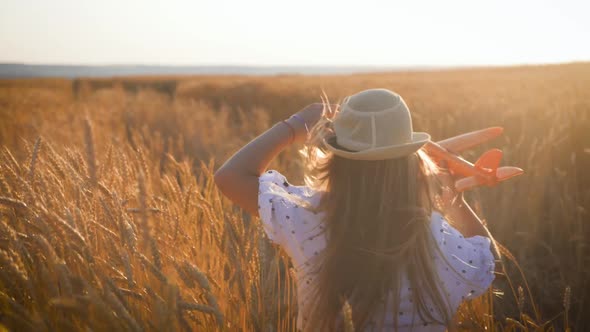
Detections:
2,59,589,68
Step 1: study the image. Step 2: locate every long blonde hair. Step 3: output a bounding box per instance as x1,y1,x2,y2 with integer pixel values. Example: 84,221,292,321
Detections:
299,103,454,331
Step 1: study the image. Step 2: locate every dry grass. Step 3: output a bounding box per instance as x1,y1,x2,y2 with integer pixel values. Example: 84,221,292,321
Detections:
0,62,589,331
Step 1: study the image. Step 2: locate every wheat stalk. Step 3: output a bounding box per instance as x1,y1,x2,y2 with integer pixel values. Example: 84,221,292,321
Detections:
27,136,41,185
83,118,97,186
0,196,28,210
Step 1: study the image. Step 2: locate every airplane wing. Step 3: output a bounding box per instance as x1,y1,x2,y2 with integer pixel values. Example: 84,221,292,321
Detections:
437,127,503,153
455,167,524,192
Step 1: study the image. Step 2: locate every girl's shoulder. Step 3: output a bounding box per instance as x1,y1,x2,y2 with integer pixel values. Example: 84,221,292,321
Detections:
258,170,325,252
259,170,319,200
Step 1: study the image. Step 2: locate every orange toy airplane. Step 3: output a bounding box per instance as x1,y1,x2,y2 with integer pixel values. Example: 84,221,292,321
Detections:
423,127,524,192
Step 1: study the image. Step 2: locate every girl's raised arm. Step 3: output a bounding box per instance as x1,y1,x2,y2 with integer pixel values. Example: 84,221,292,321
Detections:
214,103,326,216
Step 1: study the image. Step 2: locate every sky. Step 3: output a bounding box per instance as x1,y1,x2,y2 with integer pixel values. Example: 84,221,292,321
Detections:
1,0,589,67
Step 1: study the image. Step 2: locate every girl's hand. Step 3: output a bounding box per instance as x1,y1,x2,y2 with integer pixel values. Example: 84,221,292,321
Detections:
434,163,465,212
286,103,339,143
433,163,489,238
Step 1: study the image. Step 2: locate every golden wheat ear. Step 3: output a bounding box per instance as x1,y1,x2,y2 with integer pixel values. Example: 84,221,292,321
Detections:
320,88,335,119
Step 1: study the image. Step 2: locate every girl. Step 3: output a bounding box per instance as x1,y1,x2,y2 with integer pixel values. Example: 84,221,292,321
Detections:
215,88,496,331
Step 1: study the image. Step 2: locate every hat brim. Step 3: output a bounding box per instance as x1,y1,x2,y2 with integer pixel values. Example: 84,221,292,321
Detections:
323,132,431,161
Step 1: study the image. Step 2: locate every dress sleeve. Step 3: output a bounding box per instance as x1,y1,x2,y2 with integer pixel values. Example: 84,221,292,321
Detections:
431,211,496,299
258,170,310,249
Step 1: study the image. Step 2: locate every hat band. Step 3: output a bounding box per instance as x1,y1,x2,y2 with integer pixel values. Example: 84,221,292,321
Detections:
327,137,357,152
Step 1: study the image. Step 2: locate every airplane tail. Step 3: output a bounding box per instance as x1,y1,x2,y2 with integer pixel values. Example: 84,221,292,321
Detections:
474,148,503,172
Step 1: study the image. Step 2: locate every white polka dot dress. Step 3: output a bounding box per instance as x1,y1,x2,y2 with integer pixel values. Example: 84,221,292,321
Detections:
258,170,496,331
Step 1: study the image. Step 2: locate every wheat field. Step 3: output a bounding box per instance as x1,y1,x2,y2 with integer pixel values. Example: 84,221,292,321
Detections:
0,62,589,331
